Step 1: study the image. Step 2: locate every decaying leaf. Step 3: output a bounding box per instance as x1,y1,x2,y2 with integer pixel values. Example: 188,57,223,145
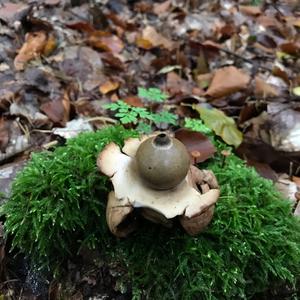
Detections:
88,31,124,54
239,5,261,16
0,118,9,153
99,80,120,94
153,0,171,15
14,31,54,71
0,2,29,24
52,118,93,139
193,105,243,147
40,92,70,125
138,26,174,50
175,128,216,163
206,66,250,98
255,76,279,97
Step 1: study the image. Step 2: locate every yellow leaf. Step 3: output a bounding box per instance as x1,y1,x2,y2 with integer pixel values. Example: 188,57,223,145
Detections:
193,105,243,147
292,87,300,96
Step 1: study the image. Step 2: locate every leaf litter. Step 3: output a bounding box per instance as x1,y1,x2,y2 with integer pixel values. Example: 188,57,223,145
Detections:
0,0,300,298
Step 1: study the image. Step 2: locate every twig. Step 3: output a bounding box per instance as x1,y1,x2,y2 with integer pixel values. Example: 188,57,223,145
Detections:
218,48,273,72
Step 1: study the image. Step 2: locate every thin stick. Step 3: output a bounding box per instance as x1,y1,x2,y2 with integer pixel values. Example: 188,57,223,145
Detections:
218,48,273,72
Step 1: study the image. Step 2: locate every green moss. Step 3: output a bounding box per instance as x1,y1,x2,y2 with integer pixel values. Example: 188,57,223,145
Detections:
2,126,300,299
2,126,138,270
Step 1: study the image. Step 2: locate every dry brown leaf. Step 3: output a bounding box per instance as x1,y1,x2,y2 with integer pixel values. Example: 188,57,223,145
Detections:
239,5,261,16
99,81,120,94
136,37,153,49
88,31,124,54
175,128,216,164
40,97,69,125
0,118,9,153
292,176,300,187
206,66,250,98
140,26,174,50
43,33,57,56
257,16,281,29
167,72,193,95
123,96,144,107
0,2,28,24
14,31,48,71
280,42,300,56
272,66,290,84
255,76,279,98
153,0,171,15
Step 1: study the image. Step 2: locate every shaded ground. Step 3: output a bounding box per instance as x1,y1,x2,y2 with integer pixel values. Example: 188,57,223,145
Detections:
0,0,300,298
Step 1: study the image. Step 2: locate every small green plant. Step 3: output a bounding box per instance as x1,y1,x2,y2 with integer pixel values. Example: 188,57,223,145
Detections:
104,100,178,133
137,87,168,103
251,0,262,5
104,100,149,124
104,87,176,133
184,117,212,135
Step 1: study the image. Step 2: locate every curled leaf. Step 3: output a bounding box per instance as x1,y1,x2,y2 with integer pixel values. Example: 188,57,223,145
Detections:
193,105,243,147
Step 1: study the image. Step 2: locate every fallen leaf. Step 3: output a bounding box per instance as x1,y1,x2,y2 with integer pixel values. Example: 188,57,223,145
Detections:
0,118,9,152
44,0,60,6
193,105,243,147
40,97,69,125
153,0,171,15
99,80,120,94
293,87,300,96
136,37,153,50
14,31,48,71
257,16,281,29
88,31,124,54
239,5,261,16
272,66,290,84
246,159,278,181
100,52,124,70
175,128,216,164
43,33,57,56
0,2,29,24
205,66,250,98
139,26,174,50
255,76,279,97
280,42,300,56
52,118,93,139
292,176,300,186
123,96,144,107
67,22,95,33
167,72,194,96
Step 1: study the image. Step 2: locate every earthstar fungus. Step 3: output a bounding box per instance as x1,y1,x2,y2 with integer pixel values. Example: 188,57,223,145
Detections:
97,133,220,237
